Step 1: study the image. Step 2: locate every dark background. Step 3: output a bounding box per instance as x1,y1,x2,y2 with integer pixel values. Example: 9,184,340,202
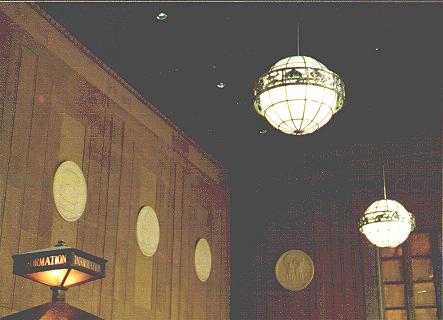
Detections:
38,2,442,318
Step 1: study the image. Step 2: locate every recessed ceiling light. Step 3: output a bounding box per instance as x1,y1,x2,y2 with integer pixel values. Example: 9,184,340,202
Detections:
375,47,380,51
217,82,226,89
259,129,267,134
157,13,168,21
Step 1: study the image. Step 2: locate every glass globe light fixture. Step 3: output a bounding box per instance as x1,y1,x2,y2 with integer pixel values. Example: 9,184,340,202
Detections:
359,199,415,248
359,167,415,248
253,56,345,135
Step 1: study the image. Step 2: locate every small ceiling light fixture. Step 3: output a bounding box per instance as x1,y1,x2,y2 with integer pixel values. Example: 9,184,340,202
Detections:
217,82,226,89
156,12,168,21
253,23,345,135
359,166,416,248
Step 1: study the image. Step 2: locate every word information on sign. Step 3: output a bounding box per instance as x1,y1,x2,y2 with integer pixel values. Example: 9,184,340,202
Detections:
26,255,67,269
73,255,102,273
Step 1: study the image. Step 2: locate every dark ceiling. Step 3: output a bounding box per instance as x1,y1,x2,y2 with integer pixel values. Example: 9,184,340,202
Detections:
38,2,442,177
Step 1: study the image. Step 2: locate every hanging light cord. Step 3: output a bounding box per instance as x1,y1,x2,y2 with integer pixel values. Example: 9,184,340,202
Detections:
297,22,300,56
382,165,387,200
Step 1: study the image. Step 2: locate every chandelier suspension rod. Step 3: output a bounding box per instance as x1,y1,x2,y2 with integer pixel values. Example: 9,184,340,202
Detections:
297,22,300,56
382,165,387,200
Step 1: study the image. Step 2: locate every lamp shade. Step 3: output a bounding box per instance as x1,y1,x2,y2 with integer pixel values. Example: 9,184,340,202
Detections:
12,241,107,289
253,56,345,135
359,199,416,248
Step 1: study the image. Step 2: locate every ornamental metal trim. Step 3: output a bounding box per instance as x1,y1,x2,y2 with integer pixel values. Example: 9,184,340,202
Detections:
12,248,107,278
358,209,416,231
253,66,345,114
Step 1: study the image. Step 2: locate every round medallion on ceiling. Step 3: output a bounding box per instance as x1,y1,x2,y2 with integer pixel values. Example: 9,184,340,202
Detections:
275,250,315,291
194,238,212,282
136,206,160,257
53,160,87,222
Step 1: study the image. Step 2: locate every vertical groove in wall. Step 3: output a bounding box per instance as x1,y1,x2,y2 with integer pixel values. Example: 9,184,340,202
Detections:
97,110,112,317
0,38,38,309
168,163,177,319
0,18,13,134
151,171,161,317
153,162,164,318
0,34,22,248
102,114,113,256
75,119,91,251
109,121,125,319
178,165,185,319
219,203,224,320
165,159,173,318
216,204,223,320
91,98,107,316
0,24,18,149
77,124,92,311
204,205,211,319
114,123,134,317
35,71,64,300
11,44,39,311
123,139,139,318
122,139,135,317
33,77,53,306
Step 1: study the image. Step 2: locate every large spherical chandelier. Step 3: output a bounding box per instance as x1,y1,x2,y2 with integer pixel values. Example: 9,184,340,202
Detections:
359,167,415,248
359,199,415,248
253,55,345,135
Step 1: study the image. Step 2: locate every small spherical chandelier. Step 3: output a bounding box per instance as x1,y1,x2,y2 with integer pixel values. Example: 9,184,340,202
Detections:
253,55,345,135
359,167,416,248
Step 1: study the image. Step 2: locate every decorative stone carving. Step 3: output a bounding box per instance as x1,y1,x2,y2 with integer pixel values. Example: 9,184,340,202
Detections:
194,238,212,282
136,206,160,257
53,161,87,222
275,250,314,291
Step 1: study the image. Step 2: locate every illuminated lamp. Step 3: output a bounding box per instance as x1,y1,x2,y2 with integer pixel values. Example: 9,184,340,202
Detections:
12,241,107,302
253,55,345,135
359,167,415,248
